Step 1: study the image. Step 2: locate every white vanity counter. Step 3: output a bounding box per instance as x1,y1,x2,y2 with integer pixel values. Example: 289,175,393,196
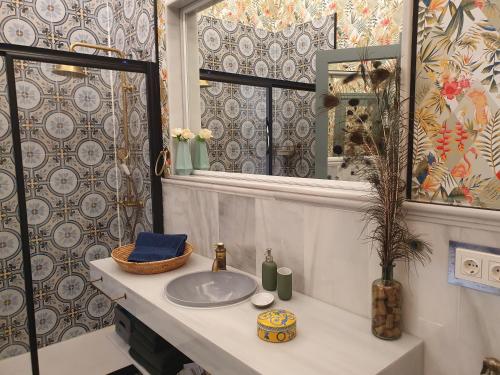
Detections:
90,254,423,375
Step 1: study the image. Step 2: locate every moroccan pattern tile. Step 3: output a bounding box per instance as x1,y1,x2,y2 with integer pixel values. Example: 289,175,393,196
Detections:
0,56,32,360
0,0,110,55
15,61,119,350
198,14,336,82
0,0,156,61
198,15,329,177
411,0,500,209
0,0,156,359
200,81,268,174
0,61,152,359
272,88,316,178
110,0,156,61
116,71,153,241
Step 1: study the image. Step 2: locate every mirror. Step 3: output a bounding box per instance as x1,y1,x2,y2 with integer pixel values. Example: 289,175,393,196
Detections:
318,52,401,180
190,0,402,180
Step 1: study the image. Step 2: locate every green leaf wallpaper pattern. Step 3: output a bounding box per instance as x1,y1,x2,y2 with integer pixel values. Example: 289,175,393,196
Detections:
412,0,500,209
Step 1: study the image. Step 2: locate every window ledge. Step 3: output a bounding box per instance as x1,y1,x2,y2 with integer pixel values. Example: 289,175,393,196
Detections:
163,171,500,232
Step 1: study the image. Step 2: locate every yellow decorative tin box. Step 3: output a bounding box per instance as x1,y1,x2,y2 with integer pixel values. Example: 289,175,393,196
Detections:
257,309,296,343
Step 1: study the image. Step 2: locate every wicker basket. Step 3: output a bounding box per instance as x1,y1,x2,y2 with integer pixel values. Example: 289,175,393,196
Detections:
111,242,193,275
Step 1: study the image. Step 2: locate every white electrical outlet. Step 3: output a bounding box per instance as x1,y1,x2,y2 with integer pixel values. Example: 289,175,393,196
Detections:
455,248,483,281
453,247,500,290
488,262,500,284
462,258,481,277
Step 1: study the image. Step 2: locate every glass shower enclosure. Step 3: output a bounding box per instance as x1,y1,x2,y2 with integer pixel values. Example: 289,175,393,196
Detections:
0,44,163,374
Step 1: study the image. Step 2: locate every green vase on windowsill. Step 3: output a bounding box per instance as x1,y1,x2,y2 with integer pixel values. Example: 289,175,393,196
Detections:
193,129,213,171
193,139,209,170
175,141,193,175
172,128,194,175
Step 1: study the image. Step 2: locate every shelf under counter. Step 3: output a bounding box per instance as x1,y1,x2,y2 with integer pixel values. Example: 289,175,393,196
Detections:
90,254,423,375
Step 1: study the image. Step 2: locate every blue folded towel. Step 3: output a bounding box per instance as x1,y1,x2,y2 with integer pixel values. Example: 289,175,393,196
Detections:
127,232,187,263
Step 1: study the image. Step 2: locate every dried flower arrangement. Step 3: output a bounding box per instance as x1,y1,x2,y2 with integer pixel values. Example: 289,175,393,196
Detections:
324,56,432,340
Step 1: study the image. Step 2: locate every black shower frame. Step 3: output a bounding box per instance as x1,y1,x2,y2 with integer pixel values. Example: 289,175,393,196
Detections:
0,43,164,375
199,69,316,175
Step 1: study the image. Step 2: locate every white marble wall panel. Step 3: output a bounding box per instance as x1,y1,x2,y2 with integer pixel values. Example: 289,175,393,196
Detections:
163,184,219,258
218,193,256,274
303,206,376,317
163,182,500,375
255,198,305,292
397,222,500,375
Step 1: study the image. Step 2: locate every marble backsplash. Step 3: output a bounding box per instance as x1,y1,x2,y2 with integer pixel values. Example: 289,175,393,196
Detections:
163,181,500,375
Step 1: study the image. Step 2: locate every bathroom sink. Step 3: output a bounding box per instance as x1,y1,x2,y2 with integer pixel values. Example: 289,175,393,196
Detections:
165,271,258,307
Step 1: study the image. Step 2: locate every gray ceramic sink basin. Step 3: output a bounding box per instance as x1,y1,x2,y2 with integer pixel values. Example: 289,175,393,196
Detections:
165,271,257,307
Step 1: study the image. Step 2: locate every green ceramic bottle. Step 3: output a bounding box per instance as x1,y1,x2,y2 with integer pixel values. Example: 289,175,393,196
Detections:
262,248,277,291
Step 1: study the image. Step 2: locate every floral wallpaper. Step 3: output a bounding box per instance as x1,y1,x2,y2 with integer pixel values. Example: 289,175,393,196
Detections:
411,0,500,209
201,0,402,46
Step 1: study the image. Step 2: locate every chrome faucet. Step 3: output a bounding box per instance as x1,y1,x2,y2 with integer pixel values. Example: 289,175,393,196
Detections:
212,243,227,272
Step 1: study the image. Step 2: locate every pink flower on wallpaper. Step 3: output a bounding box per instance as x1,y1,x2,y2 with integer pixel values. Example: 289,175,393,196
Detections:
440,80,462,100
474,0,485,9
380,18,390,27
458,79,471,89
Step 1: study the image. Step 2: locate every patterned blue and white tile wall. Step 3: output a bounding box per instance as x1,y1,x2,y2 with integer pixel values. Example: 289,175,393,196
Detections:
198,14,336,82
0,0,155,360
200,81,268,174
0,56,33,359
272,87,316,177
198,15,333,177
0,0,156,61
0,62,153,361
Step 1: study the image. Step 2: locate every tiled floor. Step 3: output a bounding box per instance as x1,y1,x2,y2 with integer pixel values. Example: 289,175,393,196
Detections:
0,326,148,375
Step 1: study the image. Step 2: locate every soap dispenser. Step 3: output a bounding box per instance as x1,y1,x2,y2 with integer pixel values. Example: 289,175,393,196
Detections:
262,248,277,291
